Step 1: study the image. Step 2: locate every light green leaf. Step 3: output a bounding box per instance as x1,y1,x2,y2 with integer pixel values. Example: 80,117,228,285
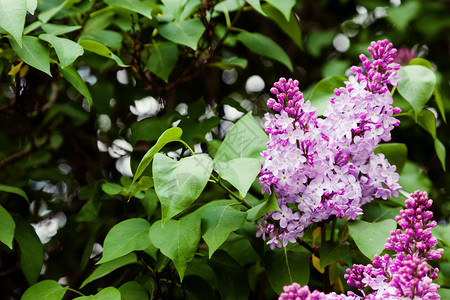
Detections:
104,0,155,19
153,153,212,222
27,0,37,14
246,0,266,16
145,42,179,83
213,158,261,197
319,241,350,268
149,214,201,281
161,0,187,22
438,288,450,299
21,280,68,300
74,287,121,300
434,86,447,123
158,18,205,50
14,216,43,285
348,219,397,259
397,65,436,118
263,0,295,21
102,182,124,195
0,205,15,249
132,127,183,185
119,281,149,300
9,35,51,76
0,184,29,203
398,161,432,193
197,200,247,258
39,34,83,68
309,75,347,116
215,0,245,12
374,143,407,174
246,193,280,221
386,1,420,32
38,0,69,23
59,65,93,107
262,3,302,50
208,250,250,300
79,30,123,51
80,253,138,288
79,40,128,67
236,32,293,71
433,224,450,247
41,24,81,35
264,249,310,294
23,21,42,35
408,58,432,69
214,112,268,163
435,139,446,171
0,0,27,47
98,218,152,264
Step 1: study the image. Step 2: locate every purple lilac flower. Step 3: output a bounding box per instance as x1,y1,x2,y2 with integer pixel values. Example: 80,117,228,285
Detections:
257,39,402,247
279,191,443,300
344,190,443,299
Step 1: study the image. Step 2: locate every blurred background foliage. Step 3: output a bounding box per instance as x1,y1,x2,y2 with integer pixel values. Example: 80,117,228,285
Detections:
0,0,449,299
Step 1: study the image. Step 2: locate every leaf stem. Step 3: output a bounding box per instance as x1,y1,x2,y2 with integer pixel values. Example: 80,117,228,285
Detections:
210,174,252,209
178,139,195,155
67,288,85,297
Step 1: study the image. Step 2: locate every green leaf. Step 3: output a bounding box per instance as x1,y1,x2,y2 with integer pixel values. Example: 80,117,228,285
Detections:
158,18,205,50
0,205,15,249
397,65,436,118
41,24,81,35
305,29,335,58
214,112,268,163
27,0,37,14
149,214,201,281
432,224,450,247
161,0,188,22
263,0,295,21
264,249,310,294
438,288,450,299
348,219,397,259
21,280,68,300
435,139,446,171
209,57,248,70
79,29,123,51
374,143,407,174
262,4,302,50
14,216,44,285
214,0,244,13
132,127,183,184
59,65,93,107
80,253,138,288
9,35,51,76
0,0,27,47
145,42,179,83
418,109,437,139
213,158,261,197
309,75,347,116
102,182,124,195
38,0,73,24
79,40,128,67
208,250,249,300
246,0,265,16
319,241,350,268
408,58,432,69
39,34,84,68
197,200,247,258
246,193,280,221
104,0,155,19
398,161,432,193
0,184,29,203
98,218,152,264
119,281,149,300
74,287,121,300
434,85,447,123
386,1,420,31
236,32,293,71
362,201,401,223
153,153,213,222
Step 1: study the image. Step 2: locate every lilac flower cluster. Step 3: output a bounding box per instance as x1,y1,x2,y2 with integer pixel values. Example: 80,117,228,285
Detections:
257,40,402,248
279,191,444,300
344,190,443,299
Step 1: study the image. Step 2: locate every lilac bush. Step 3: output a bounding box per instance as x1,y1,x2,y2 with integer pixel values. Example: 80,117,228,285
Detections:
257,40,402,248
279,191,444,300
